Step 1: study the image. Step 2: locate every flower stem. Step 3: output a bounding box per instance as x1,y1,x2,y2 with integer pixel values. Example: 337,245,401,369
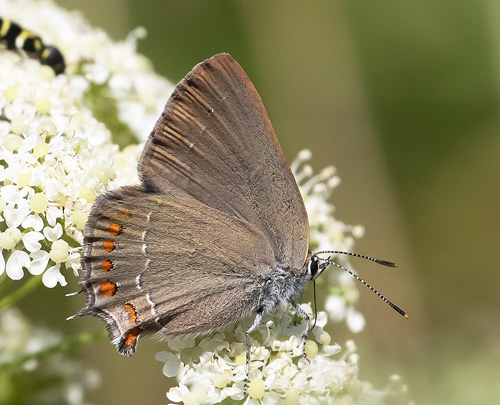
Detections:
0,275,42,310
3,329,107,372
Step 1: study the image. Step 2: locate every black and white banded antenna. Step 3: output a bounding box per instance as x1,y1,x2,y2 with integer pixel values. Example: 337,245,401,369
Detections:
315,250,408,319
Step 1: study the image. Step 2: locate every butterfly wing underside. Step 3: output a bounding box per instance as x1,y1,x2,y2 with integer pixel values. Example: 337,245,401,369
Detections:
78,53,311,355
79,186,275,355
139,53,309,270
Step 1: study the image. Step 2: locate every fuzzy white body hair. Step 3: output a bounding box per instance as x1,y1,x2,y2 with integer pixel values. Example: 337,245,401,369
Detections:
255,267,309,314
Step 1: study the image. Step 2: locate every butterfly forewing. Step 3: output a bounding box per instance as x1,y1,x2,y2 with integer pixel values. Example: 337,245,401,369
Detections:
139,53,309,269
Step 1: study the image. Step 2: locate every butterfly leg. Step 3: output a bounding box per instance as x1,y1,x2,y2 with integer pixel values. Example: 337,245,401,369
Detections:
244,311,263,394
290,299,310,359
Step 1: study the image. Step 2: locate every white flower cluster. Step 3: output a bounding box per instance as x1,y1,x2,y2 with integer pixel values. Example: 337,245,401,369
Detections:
1,0,175,142
292,150,364,253
157,304,405,405
0,308,100,404
0,0,173,288
292,151,367,333
0,114,140,286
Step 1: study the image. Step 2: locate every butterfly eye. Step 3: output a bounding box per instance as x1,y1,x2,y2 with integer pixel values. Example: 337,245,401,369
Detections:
308,255,320,280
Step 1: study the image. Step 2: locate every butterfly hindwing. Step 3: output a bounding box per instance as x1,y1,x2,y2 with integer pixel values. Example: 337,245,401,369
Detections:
79,186,275,354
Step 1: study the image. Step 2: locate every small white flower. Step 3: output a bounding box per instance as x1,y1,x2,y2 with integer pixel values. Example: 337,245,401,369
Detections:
345,307,365,333
167,384,190,403
66,252,82,277
3,198,31,228
22,214,44,231
29,250,51,275
43,223,64,242
156,351,182,378
1,184,24,203
42,263,67,288
22,231,45,252
46,206,64,226
325,295,346,322
6,250,30,280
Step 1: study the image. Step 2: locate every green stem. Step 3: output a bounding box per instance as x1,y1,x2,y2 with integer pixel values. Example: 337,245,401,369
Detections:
61,232,80,248
3,329,107,372
0,274,13,293
0,275,42,310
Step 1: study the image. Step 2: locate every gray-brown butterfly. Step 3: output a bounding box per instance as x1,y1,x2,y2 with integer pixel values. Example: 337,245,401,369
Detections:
73,53,407,374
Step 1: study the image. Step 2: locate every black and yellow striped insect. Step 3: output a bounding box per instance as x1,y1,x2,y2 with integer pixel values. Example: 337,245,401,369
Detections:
0,17,65,75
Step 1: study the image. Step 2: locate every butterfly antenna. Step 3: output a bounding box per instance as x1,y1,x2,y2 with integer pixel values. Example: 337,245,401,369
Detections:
317,250,398,267
317,254,408,319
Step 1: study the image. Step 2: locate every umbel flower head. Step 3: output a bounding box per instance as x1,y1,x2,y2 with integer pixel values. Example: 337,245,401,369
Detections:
0,0,173,287
0,0,408,404
0,0,172,403
158,304,402,405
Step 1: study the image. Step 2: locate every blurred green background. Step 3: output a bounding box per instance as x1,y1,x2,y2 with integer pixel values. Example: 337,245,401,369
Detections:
38,0,500,403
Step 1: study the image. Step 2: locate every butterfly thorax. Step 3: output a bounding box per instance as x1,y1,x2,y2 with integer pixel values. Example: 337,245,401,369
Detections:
254,265,309,314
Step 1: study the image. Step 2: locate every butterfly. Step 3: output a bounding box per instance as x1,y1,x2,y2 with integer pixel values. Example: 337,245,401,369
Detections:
72,53,406,380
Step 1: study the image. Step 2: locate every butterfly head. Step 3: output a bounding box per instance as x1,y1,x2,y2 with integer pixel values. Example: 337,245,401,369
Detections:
306,250,408,319
307,254,328,281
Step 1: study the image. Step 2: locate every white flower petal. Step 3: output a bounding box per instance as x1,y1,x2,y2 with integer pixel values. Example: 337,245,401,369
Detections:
46,206,63,226
66,253,82,276
6,250,30,280
43,223,63,241
167,385,189,403
45,181,60,201
4,200,30,228
0,185,22,203
23,231,44,252
155,351,171,362
42,263,67,288
22,214,44,231
323,343,342,355
85,64,110,85
314,311,328,329
29,250,50,275
159,352,181,378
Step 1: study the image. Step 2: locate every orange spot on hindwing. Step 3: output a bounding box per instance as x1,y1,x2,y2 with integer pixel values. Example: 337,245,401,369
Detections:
108,222,121,236
121,209,131,218
123,327,142,347
102,240,115,252
100,280,117,296
124,303,138,323
101,259,113,272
